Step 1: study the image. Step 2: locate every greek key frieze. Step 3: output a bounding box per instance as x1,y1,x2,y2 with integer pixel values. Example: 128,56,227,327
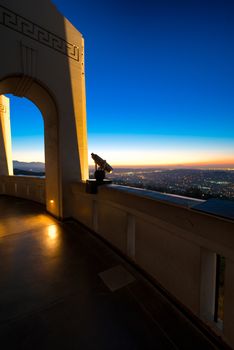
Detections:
0,5,79,61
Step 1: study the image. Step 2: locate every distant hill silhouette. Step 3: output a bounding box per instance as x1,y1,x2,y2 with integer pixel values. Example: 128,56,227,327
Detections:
13,161,45,173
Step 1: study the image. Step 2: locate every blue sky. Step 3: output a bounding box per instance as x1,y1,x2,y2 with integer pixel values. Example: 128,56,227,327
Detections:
7,0,234,166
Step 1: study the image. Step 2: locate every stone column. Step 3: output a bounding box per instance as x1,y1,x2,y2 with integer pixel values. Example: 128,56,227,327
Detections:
0,95,13,175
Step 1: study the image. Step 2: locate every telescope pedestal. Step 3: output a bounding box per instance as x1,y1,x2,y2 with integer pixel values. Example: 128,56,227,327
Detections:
86,179,112,194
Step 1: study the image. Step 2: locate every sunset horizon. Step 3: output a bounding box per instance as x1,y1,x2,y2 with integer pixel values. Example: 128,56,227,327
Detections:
13,158,234,169
4,0,234,175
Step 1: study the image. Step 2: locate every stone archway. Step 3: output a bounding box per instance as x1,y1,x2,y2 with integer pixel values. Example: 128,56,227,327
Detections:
0,0,88,218
0,76,61,217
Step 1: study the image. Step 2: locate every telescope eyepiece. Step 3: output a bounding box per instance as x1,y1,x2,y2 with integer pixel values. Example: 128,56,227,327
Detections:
91,153,113,173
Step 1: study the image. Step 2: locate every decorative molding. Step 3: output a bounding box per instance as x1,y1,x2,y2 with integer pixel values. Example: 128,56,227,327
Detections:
14,76,34,97
20,42,37,77
9,42,38,96
0,5,79,61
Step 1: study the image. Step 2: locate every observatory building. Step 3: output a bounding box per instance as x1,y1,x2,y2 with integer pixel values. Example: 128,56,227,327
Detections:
0,1,233,349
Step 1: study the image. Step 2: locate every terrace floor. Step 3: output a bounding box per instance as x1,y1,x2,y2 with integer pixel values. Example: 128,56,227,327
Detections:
0,196,227,349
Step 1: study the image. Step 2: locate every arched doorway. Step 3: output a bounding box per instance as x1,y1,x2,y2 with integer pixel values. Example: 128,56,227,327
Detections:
0,1,89,218
0,76,61,217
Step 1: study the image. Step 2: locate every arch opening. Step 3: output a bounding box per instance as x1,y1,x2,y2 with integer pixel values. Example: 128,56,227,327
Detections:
6,94,45,176
0,76,61,218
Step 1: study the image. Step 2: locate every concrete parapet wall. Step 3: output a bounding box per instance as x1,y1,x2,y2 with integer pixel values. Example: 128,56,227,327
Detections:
0,175,45,204
71,182,234,348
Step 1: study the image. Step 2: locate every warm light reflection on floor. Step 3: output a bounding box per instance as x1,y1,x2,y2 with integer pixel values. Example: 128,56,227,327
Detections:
48,225,58,240
45,225,61,255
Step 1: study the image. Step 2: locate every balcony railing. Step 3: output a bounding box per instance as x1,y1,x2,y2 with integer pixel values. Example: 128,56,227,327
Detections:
71,182,234,348
0,175,45,204
0,175,233,348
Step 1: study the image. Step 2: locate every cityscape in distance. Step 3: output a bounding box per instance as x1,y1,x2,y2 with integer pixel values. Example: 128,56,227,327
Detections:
13,161,234,201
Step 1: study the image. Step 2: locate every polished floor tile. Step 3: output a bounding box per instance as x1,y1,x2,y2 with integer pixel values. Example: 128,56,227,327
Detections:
0,196,226,349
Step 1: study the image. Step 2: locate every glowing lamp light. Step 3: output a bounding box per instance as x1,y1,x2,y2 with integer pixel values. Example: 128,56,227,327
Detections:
48,225,57,240
50,199,54,204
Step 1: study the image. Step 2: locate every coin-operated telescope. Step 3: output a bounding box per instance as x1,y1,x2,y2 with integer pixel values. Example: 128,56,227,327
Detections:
86,153,113,193
91,153,113,183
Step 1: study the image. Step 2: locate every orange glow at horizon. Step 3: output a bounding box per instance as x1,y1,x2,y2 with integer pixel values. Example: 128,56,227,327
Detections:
106,159,234,167
88,150,234,167
14,141,234,168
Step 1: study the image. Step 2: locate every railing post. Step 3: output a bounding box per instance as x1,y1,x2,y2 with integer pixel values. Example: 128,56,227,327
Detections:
27,185,30,197
14,183,17,195
92,200,98,232
127,214,135,260
223,258,234,348
1,181,5,194
200,248,216,322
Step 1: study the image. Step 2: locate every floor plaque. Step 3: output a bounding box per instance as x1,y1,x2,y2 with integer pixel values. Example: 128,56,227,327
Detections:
99,265,135,292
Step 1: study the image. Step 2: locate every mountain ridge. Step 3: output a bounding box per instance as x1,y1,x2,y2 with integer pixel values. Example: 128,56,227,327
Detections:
13,161,45,172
